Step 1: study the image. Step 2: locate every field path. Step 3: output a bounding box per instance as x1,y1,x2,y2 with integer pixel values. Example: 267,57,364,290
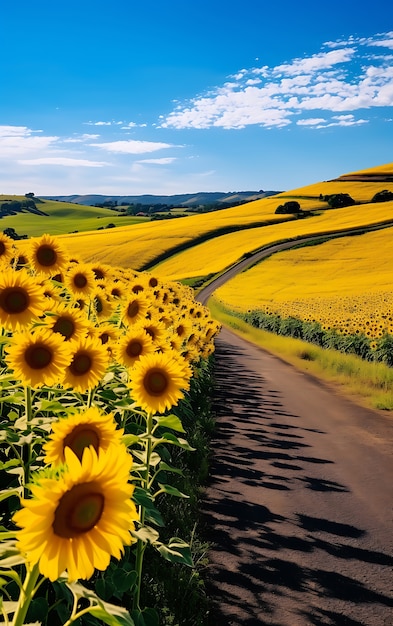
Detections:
201,327,393,625
197,236,393,626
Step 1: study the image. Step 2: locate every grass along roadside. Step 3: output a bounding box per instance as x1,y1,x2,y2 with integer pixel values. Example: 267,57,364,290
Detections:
208,297,393,412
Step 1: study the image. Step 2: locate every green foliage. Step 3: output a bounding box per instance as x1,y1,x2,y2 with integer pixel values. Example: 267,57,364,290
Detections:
275,200,301,214
371,189,393,203
241,310,393,364
324,193,356,208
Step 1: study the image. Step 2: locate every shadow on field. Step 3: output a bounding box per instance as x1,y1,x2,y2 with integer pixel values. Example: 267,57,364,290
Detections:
201,336,393,626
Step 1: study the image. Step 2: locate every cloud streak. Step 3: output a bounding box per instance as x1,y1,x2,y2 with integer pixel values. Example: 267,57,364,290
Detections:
90,140,181,154
160,32,393,130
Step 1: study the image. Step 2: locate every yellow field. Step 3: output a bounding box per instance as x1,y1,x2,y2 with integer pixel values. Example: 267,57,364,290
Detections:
214,226,393,340
47,162,393,272
153,200,393,280
55,195,299,269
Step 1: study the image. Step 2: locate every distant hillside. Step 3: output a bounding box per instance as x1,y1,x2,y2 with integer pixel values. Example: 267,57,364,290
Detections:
42,190,280,207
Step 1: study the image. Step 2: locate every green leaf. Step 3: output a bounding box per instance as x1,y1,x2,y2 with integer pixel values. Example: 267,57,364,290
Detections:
131,608,159,626
35,399,68,412
95,577,115,601
0,488,21,503
156,483,189,499
0,541,25,568
131,526,160,544
111,568,138,593
157,461,183,476
66,582,135,626
155,414,185,433
0,459,20,471
1,601,18,617
160,432,195,451
156,537,194,567
122,434,140,447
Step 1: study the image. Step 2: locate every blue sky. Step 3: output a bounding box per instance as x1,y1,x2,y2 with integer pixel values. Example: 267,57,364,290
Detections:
1,0,392,196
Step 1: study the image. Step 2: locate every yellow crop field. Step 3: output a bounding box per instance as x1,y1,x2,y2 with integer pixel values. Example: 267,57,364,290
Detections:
55,195,298,269
214,227,393,340
153,200,393,280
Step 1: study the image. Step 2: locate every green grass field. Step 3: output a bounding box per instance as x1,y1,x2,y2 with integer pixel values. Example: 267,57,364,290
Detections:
0,197,147,237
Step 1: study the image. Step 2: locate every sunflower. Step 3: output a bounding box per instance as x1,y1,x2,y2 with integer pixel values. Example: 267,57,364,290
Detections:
43,407,124,464
62,336,109,393
13,444,138,582
121,294,150,326
115,327,155,368
0,269,47,331
0,232,15,266
5,330,72,388
140,316,167,346
90,263,112,281
65,264,97,297
27,234,69,276
129,351,192,414
94,323,119,349
173,318,192,341
90,290,116,321
42,303,91,341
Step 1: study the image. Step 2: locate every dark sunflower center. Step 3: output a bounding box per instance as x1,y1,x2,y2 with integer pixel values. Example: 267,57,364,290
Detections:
36,245,57,267
92,268,105,279
70,352,92,375
111,288,121,298
0,287,29,314
145,327,155,339
73,273,88,289
149,277,158,287
0,241,6,256
132,285,144,294
144,369,168,396
100,332,110,344
127,301,139,318
53,482,104,538
126,340,142,357
53,316,75,339
63,425,100,460
25,344,53,369
176,325,185,337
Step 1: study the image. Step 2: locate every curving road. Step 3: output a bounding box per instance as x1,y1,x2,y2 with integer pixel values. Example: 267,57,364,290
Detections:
198,234,393,626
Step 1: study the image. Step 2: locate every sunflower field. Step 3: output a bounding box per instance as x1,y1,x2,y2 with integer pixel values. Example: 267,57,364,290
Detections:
214,227,393,364
0,232,220,626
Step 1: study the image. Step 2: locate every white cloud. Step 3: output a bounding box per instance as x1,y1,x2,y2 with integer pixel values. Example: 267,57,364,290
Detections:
85,121,112,126
90,140,179,154
0,125,59,156
161,32,393,131
298,114,368,129
135,157,177,165
63,133,100,143
18,157,110,167
297,118,327,126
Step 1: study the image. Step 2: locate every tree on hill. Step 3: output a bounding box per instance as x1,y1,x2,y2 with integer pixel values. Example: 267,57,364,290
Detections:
324,193,355,209
371,189,393,203
275,200,301,214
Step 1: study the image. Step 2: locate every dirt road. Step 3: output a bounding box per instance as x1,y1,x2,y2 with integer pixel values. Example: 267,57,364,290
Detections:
197,235,393,625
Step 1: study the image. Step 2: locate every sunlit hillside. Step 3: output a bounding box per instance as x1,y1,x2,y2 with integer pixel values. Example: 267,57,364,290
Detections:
55,195,306,268
11,162,393,278
213,226,393,340
0,197,146,236
153,200,393,280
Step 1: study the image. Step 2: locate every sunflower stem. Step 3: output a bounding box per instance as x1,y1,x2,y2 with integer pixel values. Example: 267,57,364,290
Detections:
87,388,95,408
23,385,33,497
11,563,40,626
133,411,153,611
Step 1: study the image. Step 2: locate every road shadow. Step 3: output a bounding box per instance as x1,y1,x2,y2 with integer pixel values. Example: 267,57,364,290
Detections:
201,336,393,626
